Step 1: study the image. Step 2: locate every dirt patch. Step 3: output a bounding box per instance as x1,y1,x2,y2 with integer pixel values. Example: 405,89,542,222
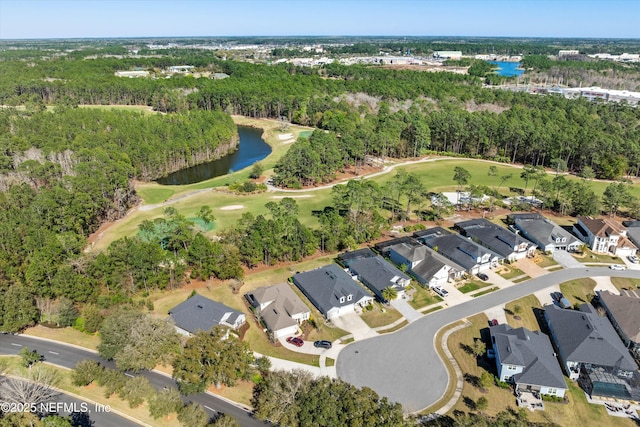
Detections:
219,204,245,211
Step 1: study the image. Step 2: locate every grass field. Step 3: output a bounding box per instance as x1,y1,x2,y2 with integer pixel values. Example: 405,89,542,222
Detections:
360,303,403,328
559,278,597,307
408,284,443,310
23,324,100,350
458,280,491,294
472,287,499,297
505,294,542,331
574,250,621,264
610,277,640,292
497,265,527,280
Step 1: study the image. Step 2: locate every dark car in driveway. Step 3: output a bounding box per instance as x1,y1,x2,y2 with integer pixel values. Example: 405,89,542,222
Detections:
286,336,304,347
314,340,332,349
477,273,489,281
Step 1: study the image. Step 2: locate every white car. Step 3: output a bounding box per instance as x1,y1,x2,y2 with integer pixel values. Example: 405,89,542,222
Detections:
610,264,626,271
628,255,639,264
432,286,449,297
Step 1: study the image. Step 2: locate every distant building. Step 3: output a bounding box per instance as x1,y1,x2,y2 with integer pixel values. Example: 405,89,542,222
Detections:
433,51,463,60
558,49,579,57
168,294,245,336
115,70,149,78
562,87,640,106
168,65,194,73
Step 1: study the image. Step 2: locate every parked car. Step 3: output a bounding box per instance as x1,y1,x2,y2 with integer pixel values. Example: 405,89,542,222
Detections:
628,255,639,264
432,286,449,297
487,349,495,359
477,272,489,281
488,319,499,327
610,264,626,270
553,292,572,309
286,336,304,347
314,340,332,349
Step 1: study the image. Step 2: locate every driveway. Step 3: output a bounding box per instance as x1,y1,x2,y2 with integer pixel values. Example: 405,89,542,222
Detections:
390,297,422,323
553,250,583,268
592,276,620,295
336,267,640,413
330,312,377,340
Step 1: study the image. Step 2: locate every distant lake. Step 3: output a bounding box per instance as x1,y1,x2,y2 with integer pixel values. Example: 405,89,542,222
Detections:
156,126,271,185
489,61,524,77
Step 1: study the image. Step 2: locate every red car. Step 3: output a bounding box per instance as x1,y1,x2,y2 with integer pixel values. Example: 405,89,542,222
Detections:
286,336,304,347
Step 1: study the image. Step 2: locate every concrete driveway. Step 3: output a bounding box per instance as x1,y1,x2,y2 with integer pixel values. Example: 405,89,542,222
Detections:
330,312,377,340
592,276,621,295
553,250,583,268
390,297,422,323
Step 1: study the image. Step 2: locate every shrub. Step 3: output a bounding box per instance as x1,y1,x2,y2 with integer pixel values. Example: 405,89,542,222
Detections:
71,360,104,386
541,394,564,402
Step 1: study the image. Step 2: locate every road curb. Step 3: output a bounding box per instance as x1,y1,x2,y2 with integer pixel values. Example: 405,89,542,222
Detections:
16,334,99,354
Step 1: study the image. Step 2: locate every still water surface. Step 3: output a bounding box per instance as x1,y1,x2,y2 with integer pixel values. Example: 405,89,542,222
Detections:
156,126,271,185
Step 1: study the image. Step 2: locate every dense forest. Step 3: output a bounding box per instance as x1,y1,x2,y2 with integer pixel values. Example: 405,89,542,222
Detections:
1,44,640,332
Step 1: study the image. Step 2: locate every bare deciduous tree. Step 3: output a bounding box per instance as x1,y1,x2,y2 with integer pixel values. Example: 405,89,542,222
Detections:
0,367,60,407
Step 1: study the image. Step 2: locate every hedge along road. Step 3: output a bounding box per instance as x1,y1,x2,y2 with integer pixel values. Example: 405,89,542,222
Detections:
336,267,640,413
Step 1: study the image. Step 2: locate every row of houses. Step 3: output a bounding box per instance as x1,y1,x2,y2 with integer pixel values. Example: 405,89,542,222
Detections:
491,300,640,401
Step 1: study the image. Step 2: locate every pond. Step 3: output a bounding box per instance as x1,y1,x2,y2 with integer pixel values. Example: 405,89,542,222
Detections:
156,125,272,185
488,61,524,77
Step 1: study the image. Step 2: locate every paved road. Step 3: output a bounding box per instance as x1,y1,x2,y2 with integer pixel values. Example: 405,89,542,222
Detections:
0,335,267,427
336,267,640,413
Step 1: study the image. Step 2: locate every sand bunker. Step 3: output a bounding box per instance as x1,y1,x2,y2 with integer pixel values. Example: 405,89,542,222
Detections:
219,205,245,210
271,195,313,199
278,133,293,140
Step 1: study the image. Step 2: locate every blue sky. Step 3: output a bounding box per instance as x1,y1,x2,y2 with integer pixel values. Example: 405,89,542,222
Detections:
1,0,638,39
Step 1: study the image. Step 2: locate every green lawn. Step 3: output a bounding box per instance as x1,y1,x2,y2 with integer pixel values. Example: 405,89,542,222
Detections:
536,253,559,268
408,283,443,310
360,303,403,328
472,287,499,297
458,280,491,294
610,277,640,292
497,265,527,280
505,294,542,331
574,250,621,264
559,278,597,307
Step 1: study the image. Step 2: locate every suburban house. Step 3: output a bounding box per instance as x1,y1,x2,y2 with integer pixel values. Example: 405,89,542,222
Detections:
572,216,637,256
338,247,378,266
455,218,537,261
490,324,567,398
597,290,640,357
292,264,374,319
622,220,640,249
388,240,463,287
507,213,581,254
347,255,411,302
168,294,246,336
245,283,310,339
414,227,503,275
373,237,416,255
544,304,640,400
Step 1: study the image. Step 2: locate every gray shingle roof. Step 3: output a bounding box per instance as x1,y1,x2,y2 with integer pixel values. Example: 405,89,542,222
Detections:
349,255,410,298
490,324,566,390
389,242,459,282
414,227,501,272
169,294,243,333
456,218,536,258
513,216,580,249
292,264,373,317
545,304,638,371
598,290,640,345
338,248,376,266
245,283,309,334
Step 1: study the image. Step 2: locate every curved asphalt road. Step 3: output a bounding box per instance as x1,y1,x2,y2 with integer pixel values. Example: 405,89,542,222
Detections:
336,267,640,413
0,335,267,427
